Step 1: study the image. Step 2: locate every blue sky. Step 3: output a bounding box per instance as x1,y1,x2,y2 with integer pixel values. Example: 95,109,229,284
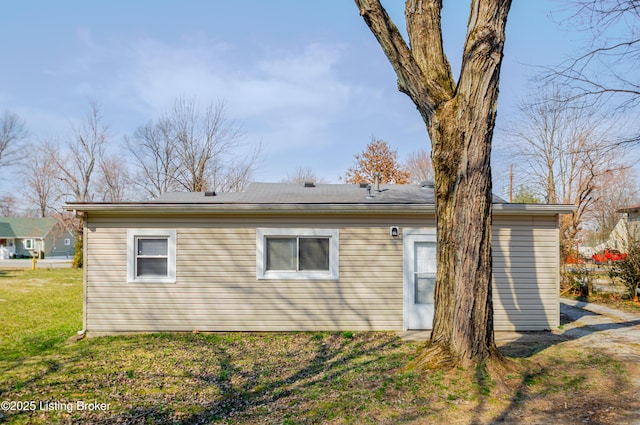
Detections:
0,1,582,195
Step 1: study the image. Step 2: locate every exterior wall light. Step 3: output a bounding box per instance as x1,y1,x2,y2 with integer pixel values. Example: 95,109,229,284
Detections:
390,226,400,238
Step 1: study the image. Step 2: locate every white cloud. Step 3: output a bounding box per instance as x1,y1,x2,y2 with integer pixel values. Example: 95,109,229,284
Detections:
102,36,381,158
7,31,416,183
119,38,355,123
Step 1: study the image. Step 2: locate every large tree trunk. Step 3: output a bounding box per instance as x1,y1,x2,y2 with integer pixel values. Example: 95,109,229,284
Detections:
417,83,500,369
356,0,511,368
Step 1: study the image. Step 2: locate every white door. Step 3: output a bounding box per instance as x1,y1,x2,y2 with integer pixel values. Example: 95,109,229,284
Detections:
403,231,437,330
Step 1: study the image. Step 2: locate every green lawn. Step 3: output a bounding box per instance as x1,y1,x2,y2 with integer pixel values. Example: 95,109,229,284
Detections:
0,269,637,424
0,269,83,360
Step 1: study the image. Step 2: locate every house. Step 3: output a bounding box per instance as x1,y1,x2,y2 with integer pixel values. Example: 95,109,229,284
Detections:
581,205,640,257
615,204,640,244
64,182,574,335
0,217,75,260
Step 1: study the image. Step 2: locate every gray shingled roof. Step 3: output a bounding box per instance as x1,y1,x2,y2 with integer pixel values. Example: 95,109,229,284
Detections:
154,182,506,205
155,182,437,204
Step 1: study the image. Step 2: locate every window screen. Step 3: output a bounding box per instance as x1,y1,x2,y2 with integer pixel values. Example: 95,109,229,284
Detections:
136,237,169,277
266,238,296,271
265,237,330,272
299,238,329,271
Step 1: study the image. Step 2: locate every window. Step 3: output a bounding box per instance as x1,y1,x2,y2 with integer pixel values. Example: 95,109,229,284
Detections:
257,228,339,280
64,238,71,246
127,229,176,283
24,239,34,250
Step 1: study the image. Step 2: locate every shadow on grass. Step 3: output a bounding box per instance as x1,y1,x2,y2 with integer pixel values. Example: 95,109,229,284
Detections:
103,333,422,424
499,332,569,358
487,353,636,425
6,323,640,424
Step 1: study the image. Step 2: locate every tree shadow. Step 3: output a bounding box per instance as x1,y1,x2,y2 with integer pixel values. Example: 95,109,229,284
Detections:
498,331,569,358
498,298,640,358
101,333,400,424
486,348,638,425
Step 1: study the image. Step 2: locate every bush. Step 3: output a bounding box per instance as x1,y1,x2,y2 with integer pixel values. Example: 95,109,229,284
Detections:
565,267,592,297
72,233,83,269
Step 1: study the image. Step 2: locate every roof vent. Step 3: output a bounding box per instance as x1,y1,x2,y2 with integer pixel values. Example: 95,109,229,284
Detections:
304,182,316,188
204,191,216,197
359,182,368,189
366,184,374,199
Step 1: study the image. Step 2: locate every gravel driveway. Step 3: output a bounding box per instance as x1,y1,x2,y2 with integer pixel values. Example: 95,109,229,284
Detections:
560,298,640,367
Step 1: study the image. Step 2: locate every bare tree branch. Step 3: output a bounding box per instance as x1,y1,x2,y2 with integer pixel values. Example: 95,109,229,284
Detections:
126,96,257,197
549,0,640,113
125,119,180,199
0,110,28,168
354,0,453,120
23,141,60,217
49,100,108,203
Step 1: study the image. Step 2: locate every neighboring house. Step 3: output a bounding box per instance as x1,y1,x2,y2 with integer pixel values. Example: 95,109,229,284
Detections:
582,205,640,257
582,216,628,257
617,204,640,243
65,182,574,335
0,217,75,259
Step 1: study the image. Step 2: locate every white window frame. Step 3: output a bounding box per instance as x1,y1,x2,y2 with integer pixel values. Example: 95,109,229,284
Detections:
127,229,176,283
64,238,71,246
24,239,34,250
256,228,339,280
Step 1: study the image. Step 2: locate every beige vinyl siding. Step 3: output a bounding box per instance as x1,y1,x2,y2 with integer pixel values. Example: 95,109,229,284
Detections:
492,215,560,331
84,212,560,333
85,215,432,332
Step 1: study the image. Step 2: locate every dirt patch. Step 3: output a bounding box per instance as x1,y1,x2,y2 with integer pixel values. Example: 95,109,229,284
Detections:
401,299,640,424
496,299,640,424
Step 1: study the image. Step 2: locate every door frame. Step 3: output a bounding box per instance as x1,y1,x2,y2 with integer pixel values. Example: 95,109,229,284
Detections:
402,228,437,330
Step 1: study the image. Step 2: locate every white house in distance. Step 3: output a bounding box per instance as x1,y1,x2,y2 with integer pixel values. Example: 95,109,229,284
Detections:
581,204,640,257
0,217,75,259
64,182,574,335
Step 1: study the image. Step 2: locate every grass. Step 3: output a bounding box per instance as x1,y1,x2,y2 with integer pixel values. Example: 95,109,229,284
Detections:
0,269,639,424
0,269,82,360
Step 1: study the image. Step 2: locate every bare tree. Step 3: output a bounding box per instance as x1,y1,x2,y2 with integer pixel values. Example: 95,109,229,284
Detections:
23,141,60,217
0,195,20,216
49,101,107,203
584,167,639,245
506,86,631,254
554,0,640,141
0,110,28,168
211,143,261,193
405,148,434,183
356,0,512,369
170,97,244,192
96,155,132,202
127,97,257,197
125,120,180,199
281,166,326,184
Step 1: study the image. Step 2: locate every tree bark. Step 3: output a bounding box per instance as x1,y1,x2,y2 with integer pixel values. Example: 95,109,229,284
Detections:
355,0,512,368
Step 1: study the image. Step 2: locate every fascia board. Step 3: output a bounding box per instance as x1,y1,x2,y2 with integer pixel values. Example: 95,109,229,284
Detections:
65,202,575,216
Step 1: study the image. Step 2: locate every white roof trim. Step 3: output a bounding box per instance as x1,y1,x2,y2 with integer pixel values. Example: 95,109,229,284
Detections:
492,203,575,215
65,202,574,216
